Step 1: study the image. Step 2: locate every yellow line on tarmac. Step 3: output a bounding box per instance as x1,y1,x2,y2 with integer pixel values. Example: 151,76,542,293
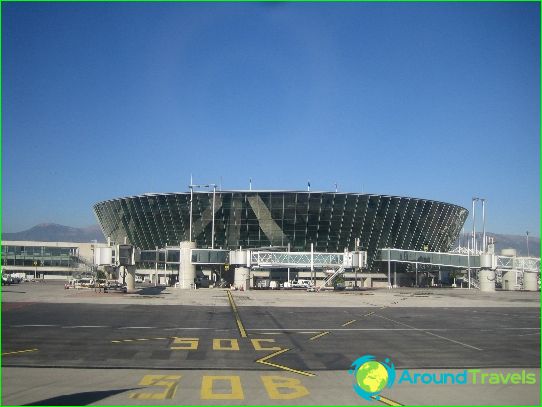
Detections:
256,348,315,377
2,348,38,356
373,395,403,406
227,290,247,338
309,331,330,341
342,319,356,327
112,337,171,343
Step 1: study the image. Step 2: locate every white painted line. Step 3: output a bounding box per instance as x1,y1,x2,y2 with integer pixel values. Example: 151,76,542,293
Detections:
12,324,58,327
118,326,157,329
162,327,216,331
374,314,483,351
517,332,541,337
259,332,283,335
62,326,109,329
247,327,539,332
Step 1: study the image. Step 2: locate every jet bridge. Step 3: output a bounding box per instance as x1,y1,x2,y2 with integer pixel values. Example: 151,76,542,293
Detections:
379,248,540,290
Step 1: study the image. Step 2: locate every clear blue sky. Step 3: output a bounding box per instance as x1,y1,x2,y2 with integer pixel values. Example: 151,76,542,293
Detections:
2,2,540,237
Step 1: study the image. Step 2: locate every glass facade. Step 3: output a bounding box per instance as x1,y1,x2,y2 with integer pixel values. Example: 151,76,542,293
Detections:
1,245,78,267
94,191,468,269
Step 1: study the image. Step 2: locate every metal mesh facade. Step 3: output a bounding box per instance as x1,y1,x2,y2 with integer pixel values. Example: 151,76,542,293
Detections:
93,191,468,268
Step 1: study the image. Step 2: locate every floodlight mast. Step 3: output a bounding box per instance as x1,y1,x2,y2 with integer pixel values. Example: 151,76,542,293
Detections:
189,181,217,248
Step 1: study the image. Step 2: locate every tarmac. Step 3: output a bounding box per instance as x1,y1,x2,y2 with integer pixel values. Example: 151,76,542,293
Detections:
1,281,540,406
2,280,540,307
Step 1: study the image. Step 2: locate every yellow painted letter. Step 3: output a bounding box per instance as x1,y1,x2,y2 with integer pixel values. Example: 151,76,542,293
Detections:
212,338,240,351
251,338,282,351
201,376,244,400
261,375,309,400
129,375,181,400
171,337,199,350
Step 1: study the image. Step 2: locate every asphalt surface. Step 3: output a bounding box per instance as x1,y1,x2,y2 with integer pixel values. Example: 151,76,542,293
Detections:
2,287,540,405
2,302,540,370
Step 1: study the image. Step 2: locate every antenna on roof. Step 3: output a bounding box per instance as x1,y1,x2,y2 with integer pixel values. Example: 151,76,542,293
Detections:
335,182,338,192
249,178,252,191
307,180,311,192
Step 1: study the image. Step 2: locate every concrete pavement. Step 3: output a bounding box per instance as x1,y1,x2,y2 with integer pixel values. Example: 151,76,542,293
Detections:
1,281,540,405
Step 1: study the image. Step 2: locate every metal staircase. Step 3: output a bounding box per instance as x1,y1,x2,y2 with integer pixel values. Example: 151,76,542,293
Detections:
321,266,345,288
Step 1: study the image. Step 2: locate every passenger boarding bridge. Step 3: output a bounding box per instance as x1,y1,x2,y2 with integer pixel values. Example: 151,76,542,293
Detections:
95,242,539,292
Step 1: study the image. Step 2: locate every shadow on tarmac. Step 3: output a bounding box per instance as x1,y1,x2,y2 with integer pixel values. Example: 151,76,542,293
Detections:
24,388,137,406
133,285,168,296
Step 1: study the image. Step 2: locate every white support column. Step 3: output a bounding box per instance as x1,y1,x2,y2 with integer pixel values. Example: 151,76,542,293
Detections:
310,243,314,287
179,241,197,289
125,265,136,293
287,243,291,285
234,267,250,291
387,249,392,289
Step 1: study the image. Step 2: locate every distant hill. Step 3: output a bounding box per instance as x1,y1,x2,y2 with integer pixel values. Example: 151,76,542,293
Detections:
3,223,106,243
455,233,539,257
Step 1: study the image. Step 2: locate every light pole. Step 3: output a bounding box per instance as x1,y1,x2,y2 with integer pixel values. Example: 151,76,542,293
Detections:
526,231,530,257
472,197,480,253
211,184,216,249
481,198,486,253
189,184,193,242
189,182,217,249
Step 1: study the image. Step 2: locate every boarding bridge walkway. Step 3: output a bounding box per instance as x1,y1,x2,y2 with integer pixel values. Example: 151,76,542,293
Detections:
379,248,540,273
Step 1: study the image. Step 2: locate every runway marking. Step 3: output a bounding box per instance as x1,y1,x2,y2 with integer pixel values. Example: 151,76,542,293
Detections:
250,327,538,332
163,327,216,331
2,348,38,356
255,348,315,377
12,324,57,327
373,394,403,406
309,331,330,341
112,337,173,343
341,319,356,327
62,325,109,329
375,314,483,351
129,374,181,400
227,290,247,338
517,332,541,337
119,326,156,329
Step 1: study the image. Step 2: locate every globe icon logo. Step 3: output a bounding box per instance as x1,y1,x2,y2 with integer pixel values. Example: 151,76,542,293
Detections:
356,360,389,393
348,355,396,401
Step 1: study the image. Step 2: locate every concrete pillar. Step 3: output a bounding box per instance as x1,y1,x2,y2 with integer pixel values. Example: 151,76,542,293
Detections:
234,267,250,290
125,265,136,293
523,272,538,291
501,270,516,291
118,266,125,284
478,269,495,292
179,241,197,289
478,254,495,292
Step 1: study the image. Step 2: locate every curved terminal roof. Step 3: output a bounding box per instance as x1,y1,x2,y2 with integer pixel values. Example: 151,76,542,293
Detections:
94,191,468,269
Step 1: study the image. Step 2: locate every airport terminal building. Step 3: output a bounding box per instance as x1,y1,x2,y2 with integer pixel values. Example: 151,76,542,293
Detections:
93,191,469,270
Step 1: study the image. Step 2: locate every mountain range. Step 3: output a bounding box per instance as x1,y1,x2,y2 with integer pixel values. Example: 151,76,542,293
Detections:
1,223,539,257
455,233,539,257
2,223,106,243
